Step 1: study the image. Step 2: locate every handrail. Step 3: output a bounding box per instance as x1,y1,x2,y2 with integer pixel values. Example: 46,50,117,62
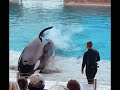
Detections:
93,79,97,90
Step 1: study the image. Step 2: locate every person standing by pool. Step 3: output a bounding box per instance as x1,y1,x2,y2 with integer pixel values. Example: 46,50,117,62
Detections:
81,41,100,84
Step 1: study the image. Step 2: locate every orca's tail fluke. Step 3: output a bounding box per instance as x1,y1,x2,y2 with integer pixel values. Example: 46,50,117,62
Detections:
39,26,53,42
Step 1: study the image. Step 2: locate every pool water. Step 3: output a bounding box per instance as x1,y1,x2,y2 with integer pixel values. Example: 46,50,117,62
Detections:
9,1,111,60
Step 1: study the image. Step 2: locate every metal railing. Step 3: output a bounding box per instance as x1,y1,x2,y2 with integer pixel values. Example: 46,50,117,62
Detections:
93,79,97,90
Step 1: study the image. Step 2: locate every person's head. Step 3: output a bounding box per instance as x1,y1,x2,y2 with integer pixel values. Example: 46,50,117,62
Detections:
9,80,20,90
67,79,80,90
48,85,68,90
28,74,45,90
86,41,93,49
17,77,28,90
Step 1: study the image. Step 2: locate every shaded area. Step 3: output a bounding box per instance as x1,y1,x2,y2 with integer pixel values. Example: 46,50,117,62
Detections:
9,2,23,18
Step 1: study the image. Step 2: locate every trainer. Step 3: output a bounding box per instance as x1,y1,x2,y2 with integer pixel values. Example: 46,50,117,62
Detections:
81,41,100,84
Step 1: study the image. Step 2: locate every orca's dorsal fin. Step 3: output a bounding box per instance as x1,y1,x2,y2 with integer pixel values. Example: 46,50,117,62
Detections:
39,26,53,42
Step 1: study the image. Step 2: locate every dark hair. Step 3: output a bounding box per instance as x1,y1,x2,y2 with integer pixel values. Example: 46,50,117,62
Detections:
17,77,28,90
28,87,44,90
67,80,80,90
87,41,93,48
28,83,45,90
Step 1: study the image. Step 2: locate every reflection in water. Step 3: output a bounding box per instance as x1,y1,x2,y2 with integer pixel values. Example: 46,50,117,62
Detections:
9,3,23,18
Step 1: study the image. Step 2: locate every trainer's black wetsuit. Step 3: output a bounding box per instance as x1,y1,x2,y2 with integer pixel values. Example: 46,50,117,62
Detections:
82,49,100,84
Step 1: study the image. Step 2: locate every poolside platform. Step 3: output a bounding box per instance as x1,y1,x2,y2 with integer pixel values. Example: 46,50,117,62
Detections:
10,70,110,90
9,0,22,3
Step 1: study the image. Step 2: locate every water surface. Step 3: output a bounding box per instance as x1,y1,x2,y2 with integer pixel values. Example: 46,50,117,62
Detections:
9,1,111,60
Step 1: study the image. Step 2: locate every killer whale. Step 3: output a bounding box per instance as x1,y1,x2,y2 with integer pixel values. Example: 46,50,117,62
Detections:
18,26,55,76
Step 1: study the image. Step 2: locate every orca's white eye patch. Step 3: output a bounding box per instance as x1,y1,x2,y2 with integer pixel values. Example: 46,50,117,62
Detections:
23,60,28,64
